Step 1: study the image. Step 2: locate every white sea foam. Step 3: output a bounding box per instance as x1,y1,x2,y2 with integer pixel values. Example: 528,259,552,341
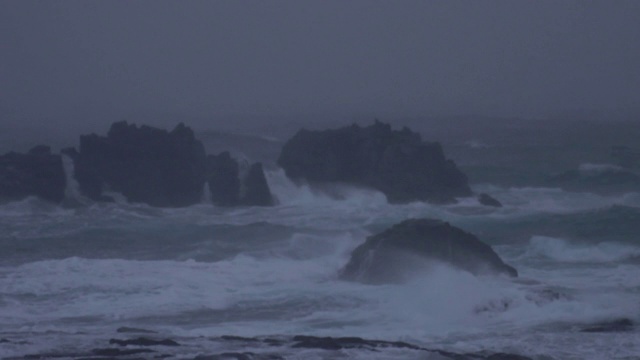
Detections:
2,168,640,359
525,236,640,263
266,168,388,208
61,154,92,207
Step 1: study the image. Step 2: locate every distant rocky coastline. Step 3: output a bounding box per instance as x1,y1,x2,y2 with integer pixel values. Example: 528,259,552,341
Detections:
1,119,483,207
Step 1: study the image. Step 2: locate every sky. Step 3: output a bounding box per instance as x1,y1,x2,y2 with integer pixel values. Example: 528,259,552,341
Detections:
1,0,640,139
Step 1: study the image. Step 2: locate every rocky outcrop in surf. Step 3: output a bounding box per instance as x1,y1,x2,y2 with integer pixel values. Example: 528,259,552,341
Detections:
66,121,208,207
61,121,274,207
207,152,274,206
340,218,518,284
277,121,471,204
0,145,66,204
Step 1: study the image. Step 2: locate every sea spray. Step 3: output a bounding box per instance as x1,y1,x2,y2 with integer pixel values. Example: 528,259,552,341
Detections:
61,154,91,207
525,235,640,263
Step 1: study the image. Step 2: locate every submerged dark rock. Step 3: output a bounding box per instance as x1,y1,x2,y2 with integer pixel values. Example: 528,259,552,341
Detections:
8,333,533,360
194,353,284,360
109,337,180,347
206,152,274,206
115,327,158,334
71,121,207,207
277,121,471,204
478,193,502,207
91,348,155,356
0,145,66,204
341,218,518,284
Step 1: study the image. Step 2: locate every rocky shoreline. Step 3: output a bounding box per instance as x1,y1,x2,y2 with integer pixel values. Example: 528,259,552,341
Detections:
1,330,534,360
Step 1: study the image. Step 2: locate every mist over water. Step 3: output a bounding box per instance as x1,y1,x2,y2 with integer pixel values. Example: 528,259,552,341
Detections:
2,1,640,359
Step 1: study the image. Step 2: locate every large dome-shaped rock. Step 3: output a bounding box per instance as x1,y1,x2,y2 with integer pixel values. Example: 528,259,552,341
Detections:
340,218,517,284
71,121,207,207
0,145,66,204
277,121,471,204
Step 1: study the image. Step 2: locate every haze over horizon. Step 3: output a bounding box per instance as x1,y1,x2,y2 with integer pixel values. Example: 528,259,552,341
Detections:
2,0,640,141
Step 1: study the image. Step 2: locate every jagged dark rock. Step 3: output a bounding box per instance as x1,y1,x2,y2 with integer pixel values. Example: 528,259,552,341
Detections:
207,152,273,207
241,163,273,206
0,145,66,204
70,121,207,207
207,151,241,206
277,121,471,204
478,193,502,207
340,218,518,284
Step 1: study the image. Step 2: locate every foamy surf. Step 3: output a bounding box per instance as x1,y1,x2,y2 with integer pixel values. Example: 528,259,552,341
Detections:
1,169,639,359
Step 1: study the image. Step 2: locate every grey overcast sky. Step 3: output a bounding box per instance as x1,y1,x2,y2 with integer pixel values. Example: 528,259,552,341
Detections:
1,0,640,136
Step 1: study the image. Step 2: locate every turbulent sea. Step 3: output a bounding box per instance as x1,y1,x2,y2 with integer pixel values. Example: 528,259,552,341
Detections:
1,128,640,359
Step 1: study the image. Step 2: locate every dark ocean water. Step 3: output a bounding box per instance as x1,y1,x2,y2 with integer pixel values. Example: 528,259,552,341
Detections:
1,124,640,359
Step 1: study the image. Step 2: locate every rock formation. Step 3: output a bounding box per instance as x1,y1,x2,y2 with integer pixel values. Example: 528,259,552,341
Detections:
340,218,518,284
207,151,241,206
206,152,274,207
277,121,471,204
241,163,273,206
69,121,208,207
0,145,66,204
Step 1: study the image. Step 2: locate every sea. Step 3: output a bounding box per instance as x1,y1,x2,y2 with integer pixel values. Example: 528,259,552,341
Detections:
1,118,639,359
